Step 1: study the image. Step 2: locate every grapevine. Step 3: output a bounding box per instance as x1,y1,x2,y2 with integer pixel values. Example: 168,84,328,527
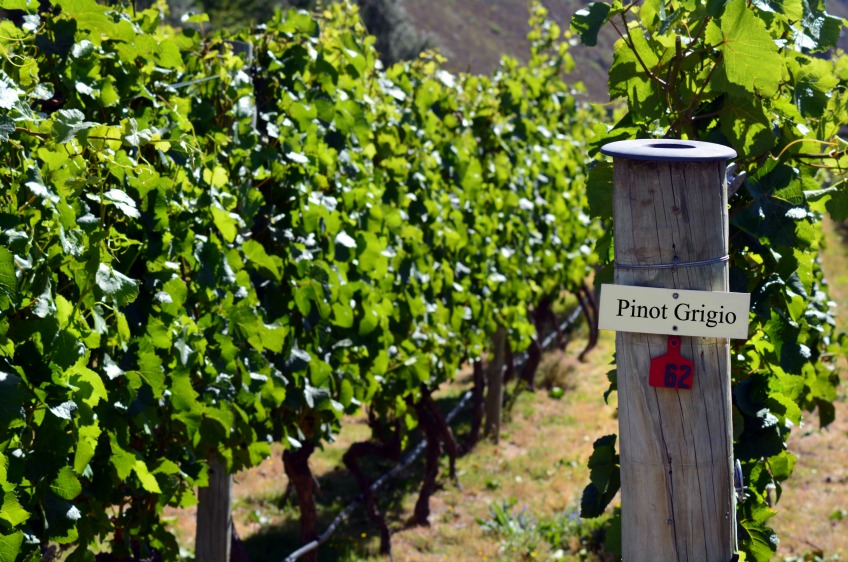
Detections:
0,0,602,558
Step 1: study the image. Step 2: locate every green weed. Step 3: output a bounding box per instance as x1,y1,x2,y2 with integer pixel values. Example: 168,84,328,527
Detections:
477,499,614,561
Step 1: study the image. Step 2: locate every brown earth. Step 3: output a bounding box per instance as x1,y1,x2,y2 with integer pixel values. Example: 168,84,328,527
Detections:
402,0,615,101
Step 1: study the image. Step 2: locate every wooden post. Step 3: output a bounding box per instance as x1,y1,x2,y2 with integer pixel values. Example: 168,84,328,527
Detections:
601,139,737,561
484,326,506,443
196,455,232,562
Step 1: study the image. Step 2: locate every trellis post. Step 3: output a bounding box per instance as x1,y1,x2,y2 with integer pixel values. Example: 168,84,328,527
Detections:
599,139,741,561
484,326,506,443
196,455,233,562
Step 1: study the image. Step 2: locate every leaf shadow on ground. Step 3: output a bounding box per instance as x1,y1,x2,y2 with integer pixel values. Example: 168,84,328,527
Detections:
243,391,474,562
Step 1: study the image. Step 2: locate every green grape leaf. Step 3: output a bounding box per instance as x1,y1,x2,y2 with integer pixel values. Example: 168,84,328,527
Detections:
0,0,36,9
103,189,140,219
211,205,237,243
242,240,281,282
95,264,139,306
608,29,663,118
338,378,354,406
0,530,22,562
170,372,202,436
137,346,165,398
68,364,108,408
751,0,803,20
231,304,286,353
707,0,785,97
156,41,184,70
161,277,187,312
793,56,840,118
767,450,796,483
580,434,620,517
571,2,612,47
132,460,162,493
182,12,208,23
739,504,778,562
73,423,100,473
719,97,775,155
54,0,114,34
52,109,98,143
109,440,136,480
795,0,842,51
146,317,172,349
586,161,614,219
0,117,14,142
0,492,29,527
50,466,82,500
332,301,354,328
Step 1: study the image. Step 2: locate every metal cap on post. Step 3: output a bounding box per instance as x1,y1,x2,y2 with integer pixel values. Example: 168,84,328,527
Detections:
601,139,737,561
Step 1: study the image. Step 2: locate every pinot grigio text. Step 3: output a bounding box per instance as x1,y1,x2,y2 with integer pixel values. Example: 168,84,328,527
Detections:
599,284,751,339
616,300,738,328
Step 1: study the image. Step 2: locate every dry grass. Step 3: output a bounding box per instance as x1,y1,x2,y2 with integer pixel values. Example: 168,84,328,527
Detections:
534,349,583,393
386,334,620,562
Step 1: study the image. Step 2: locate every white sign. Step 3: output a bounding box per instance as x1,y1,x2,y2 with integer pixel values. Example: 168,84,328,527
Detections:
598,284,751,339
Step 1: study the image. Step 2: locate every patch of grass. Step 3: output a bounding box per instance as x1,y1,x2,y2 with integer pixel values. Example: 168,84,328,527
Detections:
782,554,843,562
535,350,581,392
477,499,616,561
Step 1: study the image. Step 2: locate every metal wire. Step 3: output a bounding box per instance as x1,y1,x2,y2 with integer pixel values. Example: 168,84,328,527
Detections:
614,255,729,270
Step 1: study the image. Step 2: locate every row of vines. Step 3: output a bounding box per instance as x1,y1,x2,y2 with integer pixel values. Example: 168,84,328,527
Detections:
0,0,603,559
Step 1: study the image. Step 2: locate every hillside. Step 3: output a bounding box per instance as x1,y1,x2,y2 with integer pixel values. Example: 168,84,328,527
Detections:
402,0,613,100
403,0,848,102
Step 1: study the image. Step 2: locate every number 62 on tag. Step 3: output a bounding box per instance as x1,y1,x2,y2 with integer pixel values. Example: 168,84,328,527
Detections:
649,336,695,390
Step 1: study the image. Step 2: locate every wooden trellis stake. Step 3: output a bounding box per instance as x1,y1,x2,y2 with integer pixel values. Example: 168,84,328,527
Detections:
599,139,742,561
196,455,232,562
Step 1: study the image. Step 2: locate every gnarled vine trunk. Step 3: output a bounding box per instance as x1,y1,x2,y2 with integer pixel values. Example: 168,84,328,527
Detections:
283,442,318,562
411,395,442,526
342,426,401,555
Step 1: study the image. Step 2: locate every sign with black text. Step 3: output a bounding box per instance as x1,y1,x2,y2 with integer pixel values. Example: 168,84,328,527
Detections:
598,284,751,339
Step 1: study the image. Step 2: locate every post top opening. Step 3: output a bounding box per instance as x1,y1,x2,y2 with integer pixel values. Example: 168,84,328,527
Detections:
601,139,737,162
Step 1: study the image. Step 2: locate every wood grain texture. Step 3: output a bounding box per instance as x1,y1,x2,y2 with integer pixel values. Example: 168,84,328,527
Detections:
196,456,233,562
612,158,736,561
484,326,506,443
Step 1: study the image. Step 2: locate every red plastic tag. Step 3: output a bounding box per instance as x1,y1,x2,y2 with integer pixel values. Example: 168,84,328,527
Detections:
649,336,695,390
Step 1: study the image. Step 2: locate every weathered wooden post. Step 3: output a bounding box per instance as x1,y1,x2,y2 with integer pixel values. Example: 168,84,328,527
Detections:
598,139,745,561
196,455,233,562
484,326,506,443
